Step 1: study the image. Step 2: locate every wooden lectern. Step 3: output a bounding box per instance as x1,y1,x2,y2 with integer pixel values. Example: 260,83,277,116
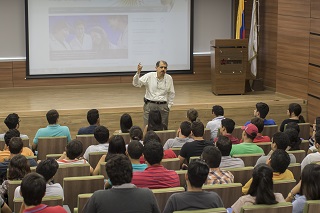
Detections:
210,39,248,95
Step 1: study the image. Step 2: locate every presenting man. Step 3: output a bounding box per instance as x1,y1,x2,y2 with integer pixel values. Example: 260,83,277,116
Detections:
132,60,175,128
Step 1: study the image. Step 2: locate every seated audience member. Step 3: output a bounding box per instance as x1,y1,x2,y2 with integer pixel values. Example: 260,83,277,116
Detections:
0,113,28,140
14,158,64,200
243,149,294,194
84,154,160,213
186,108,199,122
284,128,301,151
232,164,285,213
0,129,34,162
33,109,72,149
280,103,305,132
215,135,244,168
244,102,276,126
131,140,179,189
78,109,100,135
163,160,224,213
301,131,320,171
214,118,239,144
250,117,271,142
230,124,264,157
285,164,320,213
115,113,133,133
201,146,234,184
129,126,143,143
83,126,109,160
308,119,317,149
206,105,224,141
255,132,296,166
144,110,167,133
0,137,37,183
126,141,147,171
163,121,193,150
179,121,213,167
19,173,67,213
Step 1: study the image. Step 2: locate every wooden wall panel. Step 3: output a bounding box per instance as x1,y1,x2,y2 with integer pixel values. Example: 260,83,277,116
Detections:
307,95,320,123
310,35,320,65
309,65,320,83
278,0,311,17
311,0,320,18
308,80,320,98
0,62,13,88
311,18,320,33
276,72,308,100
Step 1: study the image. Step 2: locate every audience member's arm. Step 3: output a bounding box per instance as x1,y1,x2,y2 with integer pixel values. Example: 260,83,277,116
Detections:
1,202,11,213
178,155,185,168
57,151,67,160
19,202,25,213
93,154,106,175
285,180,301,202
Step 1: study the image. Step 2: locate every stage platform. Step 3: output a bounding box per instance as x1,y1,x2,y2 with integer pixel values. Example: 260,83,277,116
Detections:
0,81,306,140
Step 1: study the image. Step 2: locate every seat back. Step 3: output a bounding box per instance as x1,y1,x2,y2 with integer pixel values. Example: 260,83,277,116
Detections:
46,154,62,159
113,132,131,144
63,175,105,212
303,200,320,213
202,183,242,208
14,196,63,213
74,193,93,213
261,125,278,139
161,158,180,170
273,179,296,197
189,156,200,163
152,187,185,212
173,208,227,213
0,138,29,151
175,170,187,188
288,163,301,182
88,152,107,169
232,154,264,167
54,163,91,185
37,136,67,160
256,142,272,155
224,166,254,186
232,126,243,140
203,128,211,142
287,150,306,163
171,147,182,156
99,162,108,179
155,130,177,146
8,180,22,210
76,135,99,156
300,140,309,154
298,123,310,140
240,202,292,213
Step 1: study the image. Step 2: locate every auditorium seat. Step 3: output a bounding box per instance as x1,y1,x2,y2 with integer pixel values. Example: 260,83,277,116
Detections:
175,170,187,188
297,123,311,140
287,150,306,164
76,134,99,156
155,130,177,146
74,193,93,213
303,200,320,213
232,154,264,167
232,126,243,141
287,163,301,183
261,125,278,139
112,132,131,144
0,138,30,150
152,187,185,212
37,136,67,160
14,196,63,213
173,208,227,213
273,179,296,198
8,180,22,210
171,147,182,156
88,151,107,169
256,142,272,155
224,166,254,186
240,202,292,213
203,128,211,142
46,154,62,159
54,163,91,185
300,140,309,154
161,158,180,170
189,156,200,163
99,162,108,179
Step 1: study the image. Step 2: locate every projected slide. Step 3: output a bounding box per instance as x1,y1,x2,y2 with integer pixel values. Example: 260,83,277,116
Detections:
26,0,192,77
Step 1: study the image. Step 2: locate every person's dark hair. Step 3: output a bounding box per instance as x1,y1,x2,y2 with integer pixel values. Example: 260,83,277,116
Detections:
286,122,300,133
315,131,320,145
251,117,264,133
147,110,167,131
288,103,305,123
4,129,20,146
36,158,59,182
201,146,221,168
212,105,224,117
256,102,269,119
221,118,235,134
120,113,133,133
300,164,320,200
187,160,209,188
284,128,301,151
191,121,204,137
216,135,232,156
106,135,126,162
187,109,198,122
245,131,257,141
129,126,143,141
106,154,132,186
143,140,163,165
87,109,99,125
4,113,20,129
272,132,289,150
46,109,59,124
8,155,31,180
156,60,168,67
143,130,161,145
94,126,109,144
180,121,192,137
66,139,83,160
247,164,277,205
20,173,46,206
270,149,290,173
127,141,144,160
9,137,23,154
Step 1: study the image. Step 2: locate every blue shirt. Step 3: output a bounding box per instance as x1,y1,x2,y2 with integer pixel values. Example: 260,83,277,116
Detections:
244,118,276,126
78,125,98,135
132,164,147,172
33,124,72,144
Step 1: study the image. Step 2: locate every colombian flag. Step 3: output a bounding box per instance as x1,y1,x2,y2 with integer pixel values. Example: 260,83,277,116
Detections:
236,0,245,39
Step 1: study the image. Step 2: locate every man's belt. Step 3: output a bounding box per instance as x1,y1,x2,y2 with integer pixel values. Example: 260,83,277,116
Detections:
144,98,167,105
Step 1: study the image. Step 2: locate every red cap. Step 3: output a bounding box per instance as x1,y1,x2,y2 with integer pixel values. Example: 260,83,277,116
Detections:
241,123,258,136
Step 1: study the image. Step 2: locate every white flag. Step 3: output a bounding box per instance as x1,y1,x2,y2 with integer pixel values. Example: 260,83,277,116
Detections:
248,0,258,77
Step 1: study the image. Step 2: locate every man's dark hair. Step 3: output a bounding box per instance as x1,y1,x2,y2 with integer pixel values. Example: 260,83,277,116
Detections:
270,149,290,173
201,146,222,168
256,102,269,119
221,118,235,134
272,132,289,150
127,141,144,160
87,109,99,125
4,113,20,129
212,105,224,117
21,173,46,206
251,117,264,133
191,121,204,137
143,130,161,145
66,139,83,160
315,131,320,145
156,60,168,67
46,109,59,124
36,158,59,182
216,135,232,156
245,132,257,141
8,155,31,180
180,121,191,137
187,160,209,188
129,126,143,141
9,137,23,154
106,154,132,186
284,128,301,151
288,103,305,123
120,113,133,133
143,140,163,165
4,129,20,146
94,126,109,144
187,109,198,122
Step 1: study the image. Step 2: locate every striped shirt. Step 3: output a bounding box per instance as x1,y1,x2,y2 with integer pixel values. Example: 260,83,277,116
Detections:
206,168,234,185
132,165,180,189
